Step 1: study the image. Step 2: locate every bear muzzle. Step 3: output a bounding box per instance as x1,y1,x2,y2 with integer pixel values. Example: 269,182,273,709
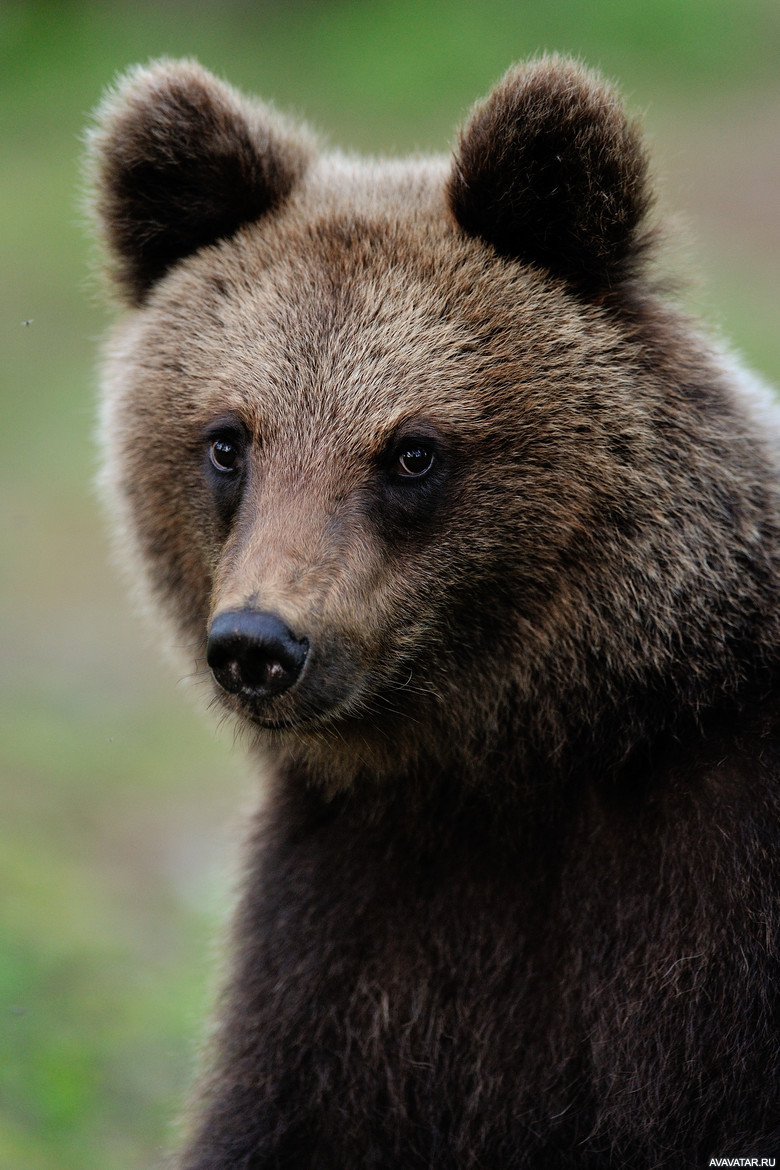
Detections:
207,609,309,701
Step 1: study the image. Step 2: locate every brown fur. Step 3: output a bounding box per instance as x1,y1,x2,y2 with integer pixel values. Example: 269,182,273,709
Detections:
88,58,780,1167
449,57,655,296
88,59,315,304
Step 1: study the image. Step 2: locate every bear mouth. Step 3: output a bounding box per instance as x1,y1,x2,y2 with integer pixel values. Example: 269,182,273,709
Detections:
247,711,322,732
217,672,364,734
207,628,421,738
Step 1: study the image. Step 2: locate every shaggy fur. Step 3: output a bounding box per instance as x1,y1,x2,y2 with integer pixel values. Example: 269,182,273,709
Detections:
449,57,654,296
88,59,315,304
89,57,780,1167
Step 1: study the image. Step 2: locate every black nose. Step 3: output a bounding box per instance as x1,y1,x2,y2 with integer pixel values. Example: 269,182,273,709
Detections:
207,610,309,698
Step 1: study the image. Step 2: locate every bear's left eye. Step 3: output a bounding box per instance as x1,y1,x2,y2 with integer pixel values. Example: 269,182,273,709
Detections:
393,443,436,480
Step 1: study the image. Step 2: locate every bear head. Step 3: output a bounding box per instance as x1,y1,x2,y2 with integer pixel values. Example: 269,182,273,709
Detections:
88,57,780,791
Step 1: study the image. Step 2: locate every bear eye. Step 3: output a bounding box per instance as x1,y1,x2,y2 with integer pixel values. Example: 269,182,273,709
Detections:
203,422,248,526
209,435,242,473
393,443,435,480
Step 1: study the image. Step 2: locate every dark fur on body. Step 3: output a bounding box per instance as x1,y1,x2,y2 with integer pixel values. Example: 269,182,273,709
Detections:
88,58,780,1166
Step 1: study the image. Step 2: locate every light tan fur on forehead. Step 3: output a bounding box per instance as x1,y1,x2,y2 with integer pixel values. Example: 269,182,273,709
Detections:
132,203,524,448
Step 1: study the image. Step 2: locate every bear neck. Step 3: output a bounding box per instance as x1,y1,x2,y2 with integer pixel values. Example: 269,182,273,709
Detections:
263,665,780,828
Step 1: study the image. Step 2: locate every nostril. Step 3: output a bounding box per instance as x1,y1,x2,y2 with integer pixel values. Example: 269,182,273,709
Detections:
207,610,309,697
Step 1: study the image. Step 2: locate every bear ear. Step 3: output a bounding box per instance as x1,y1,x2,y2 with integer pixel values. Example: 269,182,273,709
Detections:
87,59,315,305
448,57,654,297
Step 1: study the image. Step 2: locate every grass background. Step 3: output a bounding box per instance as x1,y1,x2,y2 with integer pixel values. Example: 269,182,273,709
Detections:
1,2,777,1166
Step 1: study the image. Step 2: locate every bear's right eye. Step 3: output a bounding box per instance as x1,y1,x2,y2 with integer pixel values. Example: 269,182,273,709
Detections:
209,437,241,473
203,422,248,527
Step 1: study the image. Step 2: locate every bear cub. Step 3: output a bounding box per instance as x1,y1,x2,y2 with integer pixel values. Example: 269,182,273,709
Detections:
89,57,780,1167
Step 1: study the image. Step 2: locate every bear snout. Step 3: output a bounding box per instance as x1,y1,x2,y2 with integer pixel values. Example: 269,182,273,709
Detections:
207,609,309,700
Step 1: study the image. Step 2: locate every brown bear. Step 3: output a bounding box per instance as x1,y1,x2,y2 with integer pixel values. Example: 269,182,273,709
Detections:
88,57,780,1168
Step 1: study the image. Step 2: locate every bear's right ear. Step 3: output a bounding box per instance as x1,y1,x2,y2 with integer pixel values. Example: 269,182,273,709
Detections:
87,59,315,305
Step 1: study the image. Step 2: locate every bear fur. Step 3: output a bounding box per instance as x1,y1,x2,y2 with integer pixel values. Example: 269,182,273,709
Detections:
88,57,780,1167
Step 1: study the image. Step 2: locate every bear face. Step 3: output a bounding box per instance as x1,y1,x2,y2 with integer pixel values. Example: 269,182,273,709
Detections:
88,58,780,1166
92,58,780,791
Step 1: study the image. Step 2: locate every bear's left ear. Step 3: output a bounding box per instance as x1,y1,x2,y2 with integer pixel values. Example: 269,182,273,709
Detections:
448,57,653,297
87,59,315,305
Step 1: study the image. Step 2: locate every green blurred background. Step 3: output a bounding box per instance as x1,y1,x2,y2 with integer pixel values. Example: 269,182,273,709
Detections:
1,2,777,1166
